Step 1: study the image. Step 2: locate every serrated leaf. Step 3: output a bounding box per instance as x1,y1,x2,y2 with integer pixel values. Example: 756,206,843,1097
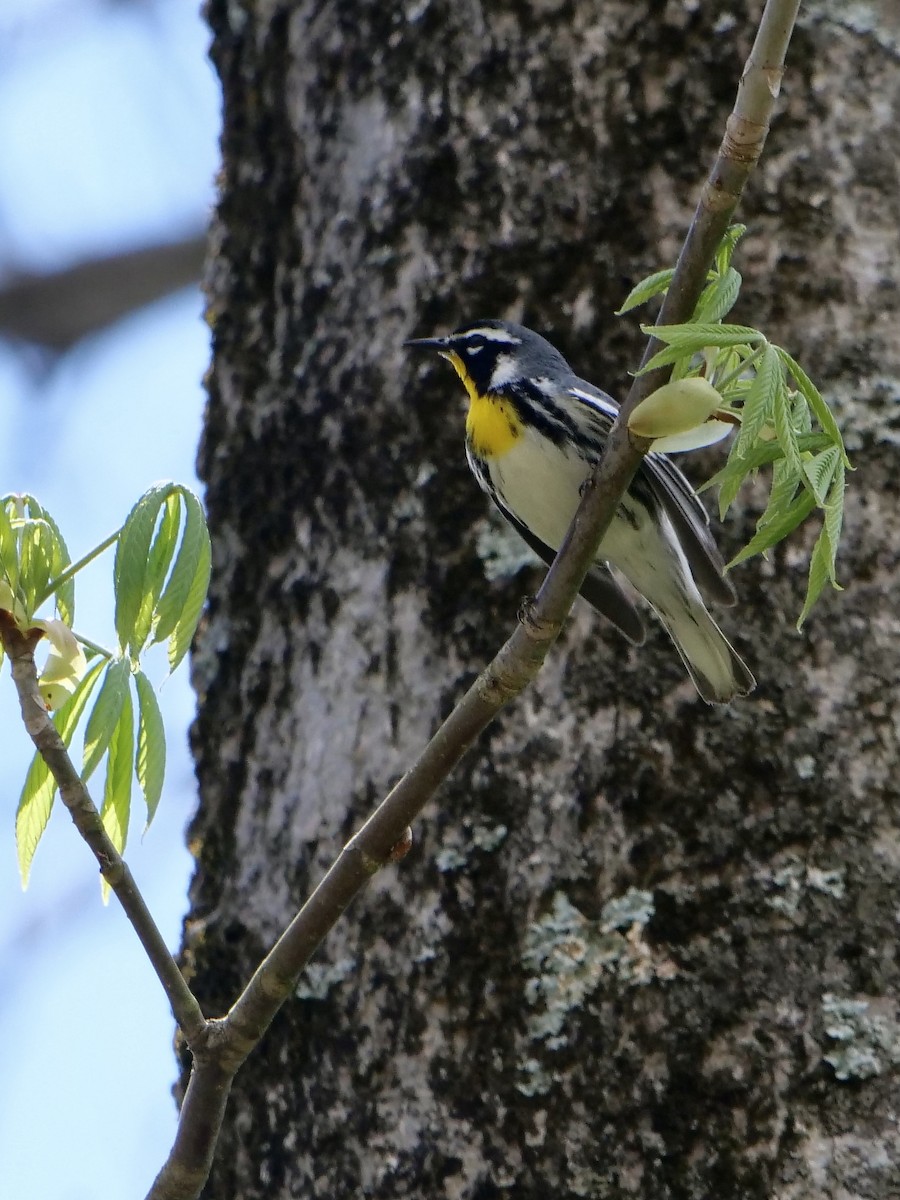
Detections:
776,349,850,466
712,454,759,519
643,322,763,347
0,498,19,595
99,684,135,901
134,669,166,829
114,482,178,656
46,521,75,628
151,495,202,642
165,492,211,673
797,527,834,628
18,516,56,619
773,374,803,478
702,430,830,510
28,499,74,620
824,463,846,552
762,455,803,526
734,343,781,460
638,324,762,375
792,388,812,436
616,269,675,315
728,489,817,569
82,657,130,782
131,492,181,655
694,268,742,323
802,446,841,505
16,658,105,887
715,224,747,273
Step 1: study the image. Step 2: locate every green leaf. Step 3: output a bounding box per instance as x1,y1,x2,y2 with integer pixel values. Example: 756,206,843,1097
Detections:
152,488,211,672
764,454,803,523
704,431,829,491
16,658,105,887
100,684,135,900
797,527,834,628
616,268,675,315
10,497,75,625
802,446,841,506
134,669,166,828
638,324,762,374
797,468,844,628
0,497,20,595
694,267,742,323
733,343,781,460
824,462,846,554
82,657,130,782
792,387,812,436
776,348,850,466
773,373,803,478
17,515,57,619
114,482,178,656
715,224,747,273
712,451,766,520
131,492,181,654
40,507,75,627
728,489,818,569
644,322,763,348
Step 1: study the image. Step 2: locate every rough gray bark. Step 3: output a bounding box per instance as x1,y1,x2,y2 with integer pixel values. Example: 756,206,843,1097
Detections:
184,2,900,1197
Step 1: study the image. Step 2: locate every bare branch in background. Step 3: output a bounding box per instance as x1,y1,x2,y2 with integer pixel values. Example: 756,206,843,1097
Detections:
0,233,205,351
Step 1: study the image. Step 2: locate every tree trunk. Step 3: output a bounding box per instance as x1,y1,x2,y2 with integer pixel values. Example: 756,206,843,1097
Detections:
184,2,900,1196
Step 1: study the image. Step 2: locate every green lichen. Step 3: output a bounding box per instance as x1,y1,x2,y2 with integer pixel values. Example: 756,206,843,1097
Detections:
761,856,846,916
517,889,660,1094
474,518,538,581
295,957,356,1001
822,993,900,1081
436,820,508,873
806,1,900,55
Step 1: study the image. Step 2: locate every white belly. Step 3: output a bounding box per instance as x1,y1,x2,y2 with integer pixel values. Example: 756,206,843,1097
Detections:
487,428,588,548
482,426,696,611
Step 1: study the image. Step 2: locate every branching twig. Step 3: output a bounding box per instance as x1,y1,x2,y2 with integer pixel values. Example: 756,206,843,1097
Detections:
0,614,207,1046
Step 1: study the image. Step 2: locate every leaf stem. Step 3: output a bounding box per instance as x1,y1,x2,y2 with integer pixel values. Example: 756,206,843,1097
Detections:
714,341,768,392
34,526,121,610
71,631,115,660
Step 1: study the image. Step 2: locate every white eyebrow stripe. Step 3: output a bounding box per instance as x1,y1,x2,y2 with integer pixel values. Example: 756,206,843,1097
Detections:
461,327,523,344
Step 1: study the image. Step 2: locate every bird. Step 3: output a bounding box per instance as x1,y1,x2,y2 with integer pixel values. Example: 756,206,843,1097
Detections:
405,319,755,704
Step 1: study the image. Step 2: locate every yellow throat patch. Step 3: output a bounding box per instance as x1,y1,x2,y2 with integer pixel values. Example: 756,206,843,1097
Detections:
444,350,523,458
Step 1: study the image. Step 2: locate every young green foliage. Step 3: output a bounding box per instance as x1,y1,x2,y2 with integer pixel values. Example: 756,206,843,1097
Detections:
624,227,849,626
0,494,74,652
15,658,105,887
3,482,211,886
114,483,211,668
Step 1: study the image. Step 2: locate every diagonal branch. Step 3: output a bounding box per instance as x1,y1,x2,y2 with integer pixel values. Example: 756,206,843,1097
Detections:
146,2,803,1197
0,614,207,1046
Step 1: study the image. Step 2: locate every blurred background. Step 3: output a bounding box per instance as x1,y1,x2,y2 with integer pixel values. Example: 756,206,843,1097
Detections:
0,1,219,1196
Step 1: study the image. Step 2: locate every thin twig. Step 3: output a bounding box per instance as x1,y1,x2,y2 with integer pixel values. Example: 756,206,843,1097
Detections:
146,2,802,1196
0,614,207,1045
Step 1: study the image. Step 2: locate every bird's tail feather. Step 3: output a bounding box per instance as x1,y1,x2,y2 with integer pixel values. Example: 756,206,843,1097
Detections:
653,598,755,704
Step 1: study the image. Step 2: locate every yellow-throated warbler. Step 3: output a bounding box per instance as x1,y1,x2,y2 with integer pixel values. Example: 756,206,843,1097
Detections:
406,320,755,704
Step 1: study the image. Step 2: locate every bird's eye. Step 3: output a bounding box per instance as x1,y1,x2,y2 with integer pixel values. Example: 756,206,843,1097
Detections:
465,343,484,356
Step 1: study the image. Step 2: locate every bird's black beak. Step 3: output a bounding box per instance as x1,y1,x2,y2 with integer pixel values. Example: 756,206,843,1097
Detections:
404,335,450,351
